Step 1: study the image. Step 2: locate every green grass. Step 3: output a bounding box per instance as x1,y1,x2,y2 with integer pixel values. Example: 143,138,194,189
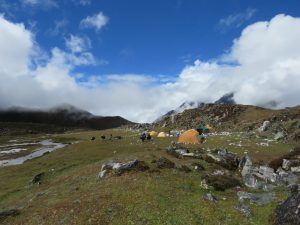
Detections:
0,129,295,225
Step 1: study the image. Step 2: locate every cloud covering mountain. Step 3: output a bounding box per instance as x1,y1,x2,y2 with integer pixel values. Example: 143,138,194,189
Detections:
0,14,300,122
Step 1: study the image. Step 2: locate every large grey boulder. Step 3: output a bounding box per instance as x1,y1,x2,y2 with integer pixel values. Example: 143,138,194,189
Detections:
98,159,149,178
237,191,276,205
258,121,271,132
272,185,300,225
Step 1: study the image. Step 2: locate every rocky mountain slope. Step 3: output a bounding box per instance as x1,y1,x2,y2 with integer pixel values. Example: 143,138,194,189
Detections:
155,103,300,143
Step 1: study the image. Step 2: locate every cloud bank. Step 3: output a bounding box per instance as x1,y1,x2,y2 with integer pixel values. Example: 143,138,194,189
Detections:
0,14,300,123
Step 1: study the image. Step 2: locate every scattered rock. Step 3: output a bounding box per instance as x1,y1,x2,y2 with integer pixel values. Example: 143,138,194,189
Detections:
98,159,149,178
203,193,217,203
156,157,175,169
203,174,241,191
237,191,276,205
235,203,252,218
0,209,20,220
258,121,271,132
274,131,286,141
272,185,300,225
31,172,45,184
205,149,240,170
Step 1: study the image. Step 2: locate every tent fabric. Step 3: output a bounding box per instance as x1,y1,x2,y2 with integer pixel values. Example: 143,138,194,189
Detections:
177,129,199,144
157,132,167,137
149,131,158,137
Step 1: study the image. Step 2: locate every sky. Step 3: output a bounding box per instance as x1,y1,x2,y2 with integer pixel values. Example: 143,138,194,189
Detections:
0,0,300,122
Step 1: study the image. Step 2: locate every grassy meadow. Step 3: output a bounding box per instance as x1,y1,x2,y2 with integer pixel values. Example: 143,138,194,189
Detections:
0,129,296,225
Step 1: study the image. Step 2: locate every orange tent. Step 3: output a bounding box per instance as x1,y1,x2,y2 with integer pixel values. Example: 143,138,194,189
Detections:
177,129,199,144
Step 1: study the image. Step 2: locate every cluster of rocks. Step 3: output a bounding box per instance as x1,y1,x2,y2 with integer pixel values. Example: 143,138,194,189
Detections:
204,148,240,170
240,154,298,190
98,159,150,178
166,142,202,159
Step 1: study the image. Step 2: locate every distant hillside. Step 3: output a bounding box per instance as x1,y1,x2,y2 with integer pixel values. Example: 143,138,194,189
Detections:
155,92,236,123
154,103,300,139
0,104,133,131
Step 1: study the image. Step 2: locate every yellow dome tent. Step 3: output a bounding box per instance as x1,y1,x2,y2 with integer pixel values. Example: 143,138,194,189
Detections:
157,132,167,138
149,131,158,137
177,129,199,144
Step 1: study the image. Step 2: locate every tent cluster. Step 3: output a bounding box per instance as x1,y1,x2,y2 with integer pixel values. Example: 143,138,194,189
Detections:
141,123,213,145
178,123,213,144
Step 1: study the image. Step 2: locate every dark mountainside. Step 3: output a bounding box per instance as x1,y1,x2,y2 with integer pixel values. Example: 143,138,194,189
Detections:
0,105,132,133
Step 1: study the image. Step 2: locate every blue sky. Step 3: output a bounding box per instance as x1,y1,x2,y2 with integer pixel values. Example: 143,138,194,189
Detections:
2,0,299,76
1,0,300,122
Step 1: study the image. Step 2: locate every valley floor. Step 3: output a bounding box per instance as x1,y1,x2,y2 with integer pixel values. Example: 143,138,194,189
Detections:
0,129,298,225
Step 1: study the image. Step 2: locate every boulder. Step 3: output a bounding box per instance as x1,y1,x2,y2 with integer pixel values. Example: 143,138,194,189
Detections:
205,149,240,170
203,174,241,191
235,203,252,218
272,185,300,225
237,191,275,205
203,193,217,203
258,121,271,132
156,157,175,169
0,209,20,220
31,172,45,184
98,159,149,178
274,131,286,141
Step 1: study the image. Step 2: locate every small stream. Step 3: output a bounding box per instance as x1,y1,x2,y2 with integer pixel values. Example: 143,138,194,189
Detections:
0,140,66,167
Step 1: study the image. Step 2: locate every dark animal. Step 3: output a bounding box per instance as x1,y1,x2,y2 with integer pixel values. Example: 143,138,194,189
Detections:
140,133,146,142
91,137,95,141
31,172,45,184
101,135,106,140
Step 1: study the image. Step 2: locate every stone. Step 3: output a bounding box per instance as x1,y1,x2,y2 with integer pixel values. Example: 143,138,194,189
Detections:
235,203,252,218
272,185,300,225
291,166,300,173
258,121,271,132
0,209,20,220
31,172,45,184
274,131,286,141
156,157,175,169
205,149,240,170
204,174,241,191
237,191,276,205
203,193,217,203
99,159,149,178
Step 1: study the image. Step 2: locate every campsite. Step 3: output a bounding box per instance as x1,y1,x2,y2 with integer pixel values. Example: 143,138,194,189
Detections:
0,105,299,225
1,1,300,224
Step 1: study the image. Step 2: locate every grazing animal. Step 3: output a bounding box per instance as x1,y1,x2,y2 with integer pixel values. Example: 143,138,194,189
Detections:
91,137,95,141
101,135,106,140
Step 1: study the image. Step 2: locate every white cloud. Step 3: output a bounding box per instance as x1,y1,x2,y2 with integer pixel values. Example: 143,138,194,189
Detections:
218,8,257,30
47,19,68,36
21,0,58,8
80,12,108,32
1,14,300,123
65,34,91,53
